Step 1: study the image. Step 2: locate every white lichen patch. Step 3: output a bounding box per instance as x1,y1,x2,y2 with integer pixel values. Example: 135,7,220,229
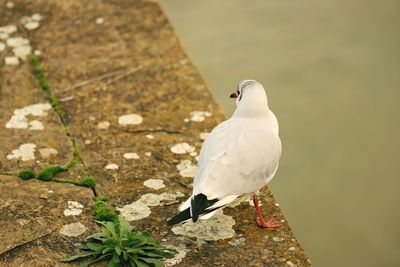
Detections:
190,111,212,122
59,222,87,237
163,245,188,266
228,237,246,246
5,103,51,129
171,210,235,241
177,160,197,178
118,113,143,125
29,120,44,130
0,25,17,39
189,151,197,157
5,56,19,66
21,14,43,31
145,152,152,157
63,201,84,216
6,37,29,47
7,143,36,161
39,147,58,159
105,163,119,170
146,134,154,139
123,152,139,160
97,121,110,129
24,21,39,30
13,45,31,60
170,143,195,154
144,179,165,190
199,132,209,140
118,202,151,221
118,192,184,221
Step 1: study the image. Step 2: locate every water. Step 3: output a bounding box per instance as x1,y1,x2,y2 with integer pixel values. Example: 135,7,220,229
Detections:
160,1,400,266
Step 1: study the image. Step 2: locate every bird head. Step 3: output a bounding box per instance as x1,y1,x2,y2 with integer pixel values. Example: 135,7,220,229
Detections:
230,80,269,116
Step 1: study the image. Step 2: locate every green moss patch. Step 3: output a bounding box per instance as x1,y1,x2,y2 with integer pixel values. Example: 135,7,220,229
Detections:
37,165,66,181
93,197,118,223
17,169,36,180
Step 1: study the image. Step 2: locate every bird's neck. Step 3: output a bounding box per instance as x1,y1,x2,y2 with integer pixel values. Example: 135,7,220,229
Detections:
233,91,269,118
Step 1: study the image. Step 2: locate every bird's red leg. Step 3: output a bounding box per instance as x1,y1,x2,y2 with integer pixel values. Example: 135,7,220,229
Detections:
252,193,283,229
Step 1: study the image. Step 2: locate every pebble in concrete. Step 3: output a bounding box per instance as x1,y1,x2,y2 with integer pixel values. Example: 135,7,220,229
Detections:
5,103,52,130
6,1,14,9
7,143,36,161
144,179,165,190
95,17,104,25
105,163,119,170
59,222,87,237
170,143,195,154
118,113,143,125
123,152,139,160
0,42,5,51
171,210,235,241
97,121,110,129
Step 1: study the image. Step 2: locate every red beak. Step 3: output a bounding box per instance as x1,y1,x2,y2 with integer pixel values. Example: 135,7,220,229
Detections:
230,92,238,98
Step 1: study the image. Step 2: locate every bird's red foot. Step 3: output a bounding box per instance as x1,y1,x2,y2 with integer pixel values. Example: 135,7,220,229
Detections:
256,217,283,229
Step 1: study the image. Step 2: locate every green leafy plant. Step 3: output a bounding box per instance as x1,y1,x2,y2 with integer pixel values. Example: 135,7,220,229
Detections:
62,216,175,267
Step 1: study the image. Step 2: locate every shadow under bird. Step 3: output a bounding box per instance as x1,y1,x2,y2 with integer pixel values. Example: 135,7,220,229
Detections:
168,80,282,228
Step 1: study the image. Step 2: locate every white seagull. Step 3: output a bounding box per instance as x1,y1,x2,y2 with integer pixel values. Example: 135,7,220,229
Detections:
168,80,282,228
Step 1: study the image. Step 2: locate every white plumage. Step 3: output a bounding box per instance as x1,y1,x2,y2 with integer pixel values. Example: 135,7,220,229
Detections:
168,80,282,226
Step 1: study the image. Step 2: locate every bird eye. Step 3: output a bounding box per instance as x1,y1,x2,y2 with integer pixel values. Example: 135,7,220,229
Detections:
237,90,240,95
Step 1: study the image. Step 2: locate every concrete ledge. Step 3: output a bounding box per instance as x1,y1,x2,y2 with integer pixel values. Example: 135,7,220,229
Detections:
0,0,311,266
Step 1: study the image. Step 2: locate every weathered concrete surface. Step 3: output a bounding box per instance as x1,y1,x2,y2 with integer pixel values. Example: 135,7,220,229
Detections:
0,62,75,173
0,175,96,266
0,0,311,266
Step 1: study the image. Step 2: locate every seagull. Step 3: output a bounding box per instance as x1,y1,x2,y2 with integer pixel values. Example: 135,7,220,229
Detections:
168,80,282,228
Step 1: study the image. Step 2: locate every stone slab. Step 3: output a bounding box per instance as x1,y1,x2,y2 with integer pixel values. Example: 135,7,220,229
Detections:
0,175,96,266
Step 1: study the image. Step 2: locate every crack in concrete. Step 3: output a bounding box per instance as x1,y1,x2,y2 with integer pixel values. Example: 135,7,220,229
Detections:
29,55,97,196
121,128,187,136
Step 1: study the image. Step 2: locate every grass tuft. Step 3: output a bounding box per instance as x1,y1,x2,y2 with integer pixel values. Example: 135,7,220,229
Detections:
62,216,175,267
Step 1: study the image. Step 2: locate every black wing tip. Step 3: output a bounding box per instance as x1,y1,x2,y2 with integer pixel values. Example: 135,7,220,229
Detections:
168,194,219,225
191,194,218,222
167,207,191,226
